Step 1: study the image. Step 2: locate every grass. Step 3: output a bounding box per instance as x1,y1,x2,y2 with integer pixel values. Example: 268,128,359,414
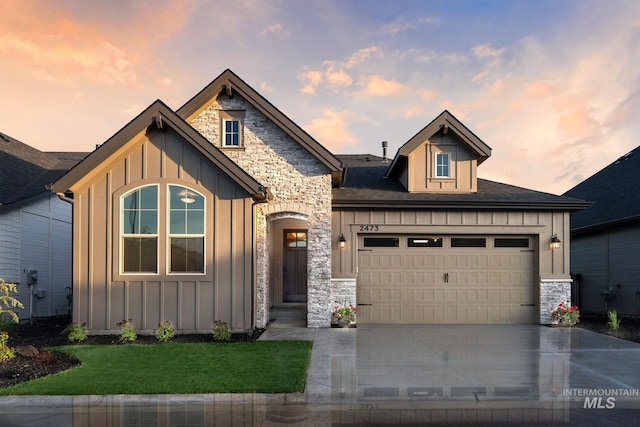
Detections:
0,341,312,395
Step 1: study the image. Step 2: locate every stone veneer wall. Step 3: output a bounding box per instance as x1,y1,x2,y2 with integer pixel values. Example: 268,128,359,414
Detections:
331,278,357,321
539,278,572,324
190,96,333,327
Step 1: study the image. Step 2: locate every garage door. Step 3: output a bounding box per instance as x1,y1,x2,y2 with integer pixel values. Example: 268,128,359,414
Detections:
357,235,536,324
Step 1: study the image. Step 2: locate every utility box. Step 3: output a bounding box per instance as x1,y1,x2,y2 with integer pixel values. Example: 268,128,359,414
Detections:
26,270,38,285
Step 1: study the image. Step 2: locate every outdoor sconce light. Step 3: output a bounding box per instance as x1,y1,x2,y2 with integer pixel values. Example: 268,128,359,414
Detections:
339,233,346,248
550,234,561,249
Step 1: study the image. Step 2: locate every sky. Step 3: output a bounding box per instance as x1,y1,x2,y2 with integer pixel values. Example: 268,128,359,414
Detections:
1,0,639,195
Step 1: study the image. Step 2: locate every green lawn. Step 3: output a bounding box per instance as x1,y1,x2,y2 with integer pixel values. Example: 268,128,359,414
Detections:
1,341,312,395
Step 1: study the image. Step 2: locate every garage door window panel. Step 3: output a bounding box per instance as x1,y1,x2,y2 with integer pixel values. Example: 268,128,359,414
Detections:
451,237,486,247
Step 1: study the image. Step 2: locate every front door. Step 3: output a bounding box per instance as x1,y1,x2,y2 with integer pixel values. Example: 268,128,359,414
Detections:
283,230,308,302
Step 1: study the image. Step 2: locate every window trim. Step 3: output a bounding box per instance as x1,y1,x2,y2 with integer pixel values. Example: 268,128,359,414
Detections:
167,185,206,275
219,110,245,148
114,181,211,279
434,152,450,178
120,184,160,275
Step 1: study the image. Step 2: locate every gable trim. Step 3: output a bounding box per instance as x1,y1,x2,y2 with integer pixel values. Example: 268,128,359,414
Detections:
385,110,492,179
177,69,344,185
49,100,269,202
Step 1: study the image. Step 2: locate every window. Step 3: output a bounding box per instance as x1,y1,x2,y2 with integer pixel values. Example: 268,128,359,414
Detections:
286,231,307,248
169,185,205,273
408,237,443,248
363,237,400,248
122,185,158,273
451,237,486,247
220,110,244,147
435,153,450,178
494,238,529,248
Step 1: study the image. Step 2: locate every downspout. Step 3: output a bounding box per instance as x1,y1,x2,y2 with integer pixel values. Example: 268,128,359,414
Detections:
56,193,74,323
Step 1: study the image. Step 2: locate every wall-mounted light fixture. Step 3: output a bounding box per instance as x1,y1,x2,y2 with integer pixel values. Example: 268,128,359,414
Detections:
550,234,561,249
339,233,346,249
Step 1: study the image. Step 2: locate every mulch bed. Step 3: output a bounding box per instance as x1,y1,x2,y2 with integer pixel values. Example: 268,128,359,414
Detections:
1,317,264,389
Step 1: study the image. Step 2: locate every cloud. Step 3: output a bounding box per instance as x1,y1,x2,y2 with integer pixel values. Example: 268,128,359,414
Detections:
261,22,290,38
304,110,358,151
260,82,274,92
158,76,172,87
356,75,405,97
345,46,381,68
325,64,353,89
299,70,323,94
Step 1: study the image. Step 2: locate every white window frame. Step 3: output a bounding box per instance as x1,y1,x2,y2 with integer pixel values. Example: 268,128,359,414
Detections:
434,152,450,178
167,185,206,275
120,184,159,275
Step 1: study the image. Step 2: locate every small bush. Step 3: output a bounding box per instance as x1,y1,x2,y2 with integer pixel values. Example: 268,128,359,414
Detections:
213,320,231,342
68,322,88,343
156,320,175,342
0,331,16,363
0,278,24,324
117,319,137,342
608,310,622,331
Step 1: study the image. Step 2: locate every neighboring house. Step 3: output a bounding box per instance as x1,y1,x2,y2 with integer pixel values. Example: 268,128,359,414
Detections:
50,69,589,333
564,146,640,315
0,133,86,321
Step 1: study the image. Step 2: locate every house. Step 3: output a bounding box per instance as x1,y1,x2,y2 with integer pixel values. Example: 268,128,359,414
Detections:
0,132,86,321
50,69,589,333
563,146,640,315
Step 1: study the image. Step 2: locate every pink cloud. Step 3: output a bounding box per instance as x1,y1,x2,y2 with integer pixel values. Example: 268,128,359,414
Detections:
304,110,358,151
357,75,405,97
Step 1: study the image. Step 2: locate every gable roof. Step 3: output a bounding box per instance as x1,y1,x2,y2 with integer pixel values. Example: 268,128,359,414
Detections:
0,132,87,205
336,154,590,210
177,69,344,186
385,110,492,179
564,146,640,232
50,100,269,202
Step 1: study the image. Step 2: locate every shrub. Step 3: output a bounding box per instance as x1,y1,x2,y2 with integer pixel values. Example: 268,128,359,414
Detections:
213,320,231,342
608,310,622,331
117,319,137,342
0,278,24,324
156,320,175,342
68,322,88,343
0,331,16,363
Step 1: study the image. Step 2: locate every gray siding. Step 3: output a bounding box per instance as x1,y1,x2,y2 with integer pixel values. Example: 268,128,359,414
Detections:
72,128,254,333
0,195,72,320
571,224,640,315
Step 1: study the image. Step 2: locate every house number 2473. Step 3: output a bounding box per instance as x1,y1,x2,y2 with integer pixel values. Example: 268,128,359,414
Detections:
359,225,380,231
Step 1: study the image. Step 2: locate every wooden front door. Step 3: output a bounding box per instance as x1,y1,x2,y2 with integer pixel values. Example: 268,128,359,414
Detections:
283,230,308,302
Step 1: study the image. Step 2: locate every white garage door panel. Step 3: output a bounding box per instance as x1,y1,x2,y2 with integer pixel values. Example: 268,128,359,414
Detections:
357,237,535,324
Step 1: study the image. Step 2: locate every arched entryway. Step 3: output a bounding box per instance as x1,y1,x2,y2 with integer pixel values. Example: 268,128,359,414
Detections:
267,214,309,325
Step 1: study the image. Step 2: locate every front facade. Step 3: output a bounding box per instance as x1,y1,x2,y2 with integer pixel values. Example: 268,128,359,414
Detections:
51,70,588,333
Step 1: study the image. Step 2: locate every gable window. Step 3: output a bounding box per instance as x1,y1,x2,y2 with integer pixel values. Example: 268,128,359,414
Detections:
435,153,450,178
220,110,244,148
122,185,158,273
169,185,205,273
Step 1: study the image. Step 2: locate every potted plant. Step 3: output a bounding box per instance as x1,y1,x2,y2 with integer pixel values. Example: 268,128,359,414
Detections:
551,301,580,326
331,303,357,328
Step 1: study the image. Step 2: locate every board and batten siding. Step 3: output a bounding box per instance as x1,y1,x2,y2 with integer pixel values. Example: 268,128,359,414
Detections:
332,208,570,279
72,128,255,334
571,224,640,315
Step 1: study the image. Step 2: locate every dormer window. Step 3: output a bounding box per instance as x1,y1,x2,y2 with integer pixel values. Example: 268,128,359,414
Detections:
435,153,450,178
220,110,244,148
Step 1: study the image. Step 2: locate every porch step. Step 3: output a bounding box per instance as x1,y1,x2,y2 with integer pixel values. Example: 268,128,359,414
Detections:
270,304,307,321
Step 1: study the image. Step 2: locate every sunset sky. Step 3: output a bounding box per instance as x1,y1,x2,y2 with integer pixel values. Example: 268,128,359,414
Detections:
1,0,638,194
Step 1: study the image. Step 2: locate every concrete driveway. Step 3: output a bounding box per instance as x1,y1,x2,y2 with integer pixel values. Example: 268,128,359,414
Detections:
2,324,640,426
